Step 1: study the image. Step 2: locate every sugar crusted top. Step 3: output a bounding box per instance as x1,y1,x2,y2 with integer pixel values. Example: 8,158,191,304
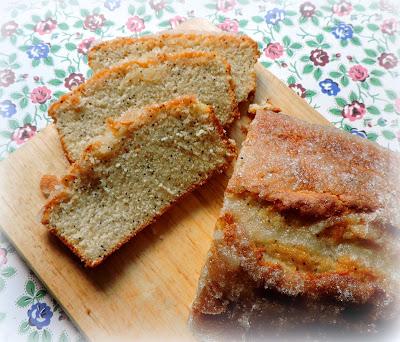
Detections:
228,110,400,226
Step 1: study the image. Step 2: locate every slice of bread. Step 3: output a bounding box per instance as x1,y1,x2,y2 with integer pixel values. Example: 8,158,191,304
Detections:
49,51,239,162
191,110,400,336
88,32,260,103
42,97,236,267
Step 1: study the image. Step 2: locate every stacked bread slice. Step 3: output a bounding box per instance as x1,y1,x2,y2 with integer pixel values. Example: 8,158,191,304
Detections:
88,32,260,103
42,29,260,267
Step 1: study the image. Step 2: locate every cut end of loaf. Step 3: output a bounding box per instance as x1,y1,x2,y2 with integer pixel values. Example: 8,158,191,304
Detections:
42,96,236,267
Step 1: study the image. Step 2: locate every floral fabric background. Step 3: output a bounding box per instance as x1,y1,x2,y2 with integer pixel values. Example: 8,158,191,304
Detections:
0,0,399,340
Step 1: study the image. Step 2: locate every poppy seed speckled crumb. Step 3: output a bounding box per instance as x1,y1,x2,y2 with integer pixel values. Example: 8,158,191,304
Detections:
49,51,239,163
42,97,236,267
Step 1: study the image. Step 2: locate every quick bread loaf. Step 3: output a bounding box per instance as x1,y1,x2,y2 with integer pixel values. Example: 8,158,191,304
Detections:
192,109,400,335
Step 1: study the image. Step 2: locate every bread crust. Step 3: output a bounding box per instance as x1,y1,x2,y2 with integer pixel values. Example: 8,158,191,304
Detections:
209,213,388,304
89,32,259,59
42,96,237,267
227,110,400,225
49,51,239,163
39,175,61,198
88,32,260,102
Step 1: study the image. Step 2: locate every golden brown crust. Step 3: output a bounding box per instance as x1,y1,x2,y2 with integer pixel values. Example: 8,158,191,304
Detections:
193,213,392,317
41,191,71,225
108,94,234,138
227,213,385,302
227,110,400,225
58,135,75,164
89,32,259,60
39,175,61,198
42,96,237,267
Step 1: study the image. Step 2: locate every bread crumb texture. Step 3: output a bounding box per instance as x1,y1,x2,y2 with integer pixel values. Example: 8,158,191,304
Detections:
192,110,400,330
88,32,260,103
42,97,236,267
49,51,238,162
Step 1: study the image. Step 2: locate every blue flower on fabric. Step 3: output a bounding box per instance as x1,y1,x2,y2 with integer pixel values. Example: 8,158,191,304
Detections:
26,43,50,59
318,79,340,96
0,100,16,118
265,8,285,25
331,22,353,40
104,0,121,11
350,128,367,139
27,302,53,330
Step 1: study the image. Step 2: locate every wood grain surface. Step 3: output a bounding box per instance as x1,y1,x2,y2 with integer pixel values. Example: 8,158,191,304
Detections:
0,19,328,341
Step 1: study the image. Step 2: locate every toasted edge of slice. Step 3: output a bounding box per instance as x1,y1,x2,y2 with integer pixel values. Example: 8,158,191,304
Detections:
42,96,237,267
40,175,61,198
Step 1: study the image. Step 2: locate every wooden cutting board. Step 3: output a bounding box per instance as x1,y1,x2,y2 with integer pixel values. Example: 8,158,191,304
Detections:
0,19,328,341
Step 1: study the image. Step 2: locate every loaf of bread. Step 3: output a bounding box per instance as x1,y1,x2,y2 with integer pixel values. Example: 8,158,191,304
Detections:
49,51,239,162
88,32,260,103
42,97,236,267
192,109,400,337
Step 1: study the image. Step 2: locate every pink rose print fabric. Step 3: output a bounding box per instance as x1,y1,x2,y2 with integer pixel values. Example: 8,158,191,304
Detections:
332,0,353,16
348,65,369,82
169,16,186,29
35,19,57,35
83,14,106,31
396,98,400,113
264,42,284,60
217,18,238,32
0,248,7,265
0,69,15,87
11,124,36,144
342,100,366,121
64,73,85,90
126,16,145,32
217,0,236,13
381,19,397,35
30,86,52,104
378,52,398,69
1,21,18,37
310,49,329,66
289,83,307,98
78,37,96,54
300,2,316,17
